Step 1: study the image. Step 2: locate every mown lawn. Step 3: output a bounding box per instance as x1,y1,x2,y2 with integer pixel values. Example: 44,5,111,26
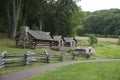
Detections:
26,61,120,80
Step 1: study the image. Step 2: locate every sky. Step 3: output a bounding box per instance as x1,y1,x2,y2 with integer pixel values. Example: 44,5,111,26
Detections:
77,0,120,12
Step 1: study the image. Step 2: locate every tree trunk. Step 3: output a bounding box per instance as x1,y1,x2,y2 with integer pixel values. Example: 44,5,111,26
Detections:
16,0,21,21
55,12,59,35
5,0,12,38
11,0,17,39
11,0,21,39
39,19,43,31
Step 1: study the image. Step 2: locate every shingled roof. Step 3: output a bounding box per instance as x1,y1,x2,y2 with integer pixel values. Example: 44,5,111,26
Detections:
76,46,93,49
28,30,53,41
53,36,63,41
64,37,77,42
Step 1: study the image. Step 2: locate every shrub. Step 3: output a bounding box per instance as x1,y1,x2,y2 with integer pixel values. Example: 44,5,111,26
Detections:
88,35,98,46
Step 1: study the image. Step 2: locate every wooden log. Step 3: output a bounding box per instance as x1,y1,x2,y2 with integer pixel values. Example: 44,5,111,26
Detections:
24,52,30,65
0,51,7,68
24,51,36,65
5,62,25,68
0,59,5,68
5,60,24,64
44,50,50,63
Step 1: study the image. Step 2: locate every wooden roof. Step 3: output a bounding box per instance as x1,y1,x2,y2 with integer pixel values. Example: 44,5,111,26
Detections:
76,46,93,50
64,37,77,42
28,30,53,41
53,36,64,41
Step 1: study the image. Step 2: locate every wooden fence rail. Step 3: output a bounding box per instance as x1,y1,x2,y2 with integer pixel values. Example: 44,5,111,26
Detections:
0,50,66,69
0,51,7,68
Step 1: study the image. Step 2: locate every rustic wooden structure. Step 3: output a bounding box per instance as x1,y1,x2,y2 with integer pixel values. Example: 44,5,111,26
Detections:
0,51,7,68
52,36,64,47
75,46,94,58
16,26,53,49
0,50,52,68
0,50,69,69
64,37,77,47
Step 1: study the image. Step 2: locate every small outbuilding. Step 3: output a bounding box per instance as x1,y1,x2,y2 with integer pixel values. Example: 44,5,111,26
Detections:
52,36,64,47
75,46,94,57
64,37,77,47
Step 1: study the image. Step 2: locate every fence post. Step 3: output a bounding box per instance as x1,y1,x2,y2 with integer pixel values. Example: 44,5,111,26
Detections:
60,52,66,61
0,50,7,68
44,50,50,63
24,51,30,65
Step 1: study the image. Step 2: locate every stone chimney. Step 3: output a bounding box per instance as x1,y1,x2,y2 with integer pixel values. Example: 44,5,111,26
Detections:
20,26,29,33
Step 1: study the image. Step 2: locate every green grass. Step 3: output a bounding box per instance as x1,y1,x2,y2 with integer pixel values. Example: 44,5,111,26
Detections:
77,38,120,58
0,33,63,54
95,45,120,58
77,40,89,46
0,62,46,75
0,33,120,75
26,61,120,80
0,33,63,74
0,34,94,74
0,38,62,54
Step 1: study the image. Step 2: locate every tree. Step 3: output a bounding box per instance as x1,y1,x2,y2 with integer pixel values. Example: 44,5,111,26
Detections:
76,25,85,36
88,35,98,46
82,9,120,37
1,0,82,38
4,0,21,38
54,0,80,36
0,0,6,32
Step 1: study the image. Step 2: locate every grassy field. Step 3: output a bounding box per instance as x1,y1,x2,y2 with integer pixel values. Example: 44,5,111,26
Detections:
76,36,120,58
0,33,63,74
76,36,118,44
0,34,119,56
0,34,94,74
26,61,120,80
95,45,120,58
0,34,120,75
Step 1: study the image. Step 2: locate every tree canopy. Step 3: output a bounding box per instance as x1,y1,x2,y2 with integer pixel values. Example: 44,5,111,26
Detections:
0,0,84,38
81,9,120,37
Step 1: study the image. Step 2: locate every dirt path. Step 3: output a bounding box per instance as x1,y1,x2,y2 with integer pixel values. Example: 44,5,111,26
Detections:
0,59,120,80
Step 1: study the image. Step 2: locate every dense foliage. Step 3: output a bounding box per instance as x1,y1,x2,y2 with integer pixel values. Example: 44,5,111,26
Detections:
77,9,120,37
0,0,84,38
1,0,120,38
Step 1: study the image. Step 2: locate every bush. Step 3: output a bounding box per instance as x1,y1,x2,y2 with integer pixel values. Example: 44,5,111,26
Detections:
88,35,98,46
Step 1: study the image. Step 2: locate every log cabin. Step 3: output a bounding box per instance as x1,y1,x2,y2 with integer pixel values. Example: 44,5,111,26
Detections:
16,26,53,49
64,37,77,47
52,36,64,47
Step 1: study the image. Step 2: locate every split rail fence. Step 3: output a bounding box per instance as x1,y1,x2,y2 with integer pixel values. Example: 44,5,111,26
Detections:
0,50,66,69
